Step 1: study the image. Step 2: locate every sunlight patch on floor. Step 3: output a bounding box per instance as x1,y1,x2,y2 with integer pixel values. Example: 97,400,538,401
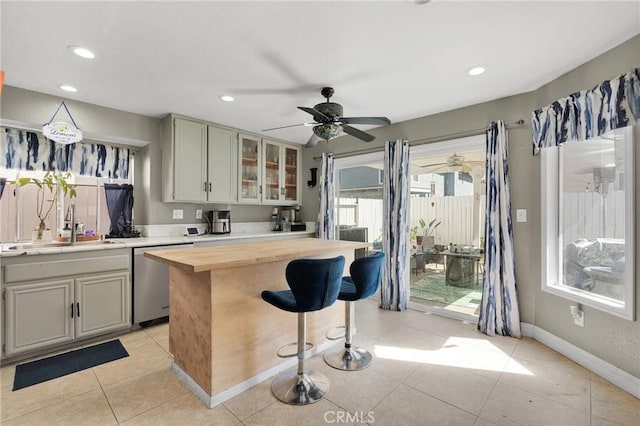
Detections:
374,338,532,375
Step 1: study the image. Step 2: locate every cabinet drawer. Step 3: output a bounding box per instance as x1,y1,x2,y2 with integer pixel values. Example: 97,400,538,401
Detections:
4,255,130,284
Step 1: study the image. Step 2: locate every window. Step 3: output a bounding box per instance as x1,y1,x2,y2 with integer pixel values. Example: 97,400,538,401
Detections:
0,168,132,242
541,126,635,319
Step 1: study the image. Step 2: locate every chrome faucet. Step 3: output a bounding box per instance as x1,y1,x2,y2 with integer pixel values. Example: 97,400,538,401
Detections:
65,204,77,244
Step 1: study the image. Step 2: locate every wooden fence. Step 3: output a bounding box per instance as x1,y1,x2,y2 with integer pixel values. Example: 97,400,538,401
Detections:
338,195,486,246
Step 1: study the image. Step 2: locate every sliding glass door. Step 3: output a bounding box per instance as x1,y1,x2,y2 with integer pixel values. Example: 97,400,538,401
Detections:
408,136,486,318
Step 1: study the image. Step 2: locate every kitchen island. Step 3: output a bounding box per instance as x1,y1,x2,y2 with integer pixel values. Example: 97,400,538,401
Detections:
144,238,369,407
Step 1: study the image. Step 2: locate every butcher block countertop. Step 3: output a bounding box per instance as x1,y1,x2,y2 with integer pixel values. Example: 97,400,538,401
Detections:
144,237,369,273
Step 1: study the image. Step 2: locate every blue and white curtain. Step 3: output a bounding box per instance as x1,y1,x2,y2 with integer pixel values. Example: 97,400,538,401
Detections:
381,139,410,311
316,152,335,240
1,127,130,179
532,68,640,155
478,121,521,338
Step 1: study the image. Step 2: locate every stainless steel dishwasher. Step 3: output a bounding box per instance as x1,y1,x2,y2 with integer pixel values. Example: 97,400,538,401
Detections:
133,243,194,326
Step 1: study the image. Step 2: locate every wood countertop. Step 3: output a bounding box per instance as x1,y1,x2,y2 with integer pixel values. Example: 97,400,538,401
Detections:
144,237,370,273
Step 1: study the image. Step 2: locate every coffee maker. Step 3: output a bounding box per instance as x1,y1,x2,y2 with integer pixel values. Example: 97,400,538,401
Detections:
207,210,231,234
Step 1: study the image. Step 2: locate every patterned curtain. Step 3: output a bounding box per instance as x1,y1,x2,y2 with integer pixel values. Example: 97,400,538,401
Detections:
381,139,410,311
478,121,521,337
316,152,335,240
1,127,130,179
532,68,640,155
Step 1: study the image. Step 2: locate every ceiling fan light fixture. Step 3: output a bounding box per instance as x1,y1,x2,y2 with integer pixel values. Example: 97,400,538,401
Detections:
313,123,343,141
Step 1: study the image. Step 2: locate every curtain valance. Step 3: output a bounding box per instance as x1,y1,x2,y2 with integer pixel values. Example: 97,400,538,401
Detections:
1,127,130,179
531,68,640,155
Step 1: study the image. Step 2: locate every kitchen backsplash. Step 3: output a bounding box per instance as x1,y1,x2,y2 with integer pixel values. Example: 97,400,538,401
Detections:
136,221,316,238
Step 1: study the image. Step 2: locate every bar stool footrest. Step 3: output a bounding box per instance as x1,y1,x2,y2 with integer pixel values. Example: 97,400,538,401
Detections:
325,325,346,341
276,341,314,358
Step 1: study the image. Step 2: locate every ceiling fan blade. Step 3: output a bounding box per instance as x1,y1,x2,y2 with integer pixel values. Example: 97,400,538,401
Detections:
305,134,322,148
262,123,311,131
421,164,448,173
342,125,375,142
341,117,391,126
420,162,448,168
298,106,330,123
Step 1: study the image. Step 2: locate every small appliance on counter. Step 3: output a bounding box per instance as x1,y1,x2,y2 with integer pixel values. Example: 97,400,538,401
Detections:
207,210,231,234
275,206,306,232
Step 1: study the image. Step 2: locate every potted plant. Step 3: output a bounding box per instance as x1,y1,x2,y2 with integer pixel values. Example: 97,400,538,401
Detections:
410,226,418,242
420,218,441,248
14,171,77,241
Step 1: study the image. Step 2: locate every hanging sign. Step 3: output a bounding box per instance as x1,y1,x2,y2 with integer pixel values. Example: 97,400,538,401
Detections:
42,121,83,144
42,101,83,144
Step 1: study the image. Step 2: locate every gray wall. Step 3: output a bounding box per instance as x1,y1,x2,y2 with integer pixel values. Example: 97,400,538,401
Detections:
1,86,275,225
302,35,640,377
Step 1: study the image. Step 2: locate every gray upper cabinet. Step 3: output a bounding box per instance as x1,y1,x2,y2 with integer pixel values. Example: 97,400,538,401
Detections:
162,116,207,203
163,114,300,205
261,139,301,205
208,125,238,203
162,115,237,203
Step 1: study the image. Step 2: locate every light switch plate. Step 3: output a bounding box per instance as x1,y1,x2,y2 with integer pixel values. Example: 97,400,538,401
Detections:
516,209,527,222
196,209,202,219
172,209,184,220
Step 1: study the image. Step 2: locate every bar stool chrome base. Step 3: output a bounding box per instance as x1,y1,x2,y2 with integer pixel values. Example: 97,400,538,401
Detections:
271,370,329,405
324,346,372,371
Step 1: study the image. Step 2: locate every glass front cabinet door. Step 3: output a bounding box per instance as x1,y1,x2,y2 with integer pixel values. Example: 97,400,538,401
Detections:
283,145,299,203
262,140,282,203
238,134,261,203
261,140,300,205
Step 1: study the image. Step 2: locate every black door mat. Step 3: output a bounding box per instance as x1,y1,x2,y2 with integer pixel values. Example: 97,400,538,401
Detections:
13,339,129,391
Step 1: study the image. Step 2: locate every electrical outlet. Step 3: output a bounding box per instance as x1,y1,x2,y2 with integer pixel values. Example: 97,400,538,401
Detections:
516,209,527,222
172,209,183,220
570,305,584,327
196,209,202,219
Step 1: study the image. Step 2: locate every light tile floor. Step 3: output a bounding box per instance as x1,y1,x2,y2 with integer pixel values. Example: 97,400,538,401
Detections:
1,298,638,426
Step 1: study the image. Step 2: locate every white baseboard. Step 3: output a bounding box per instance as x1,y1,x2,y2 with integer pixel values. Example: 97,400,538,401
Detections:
173,339,340,408
521,322,640,399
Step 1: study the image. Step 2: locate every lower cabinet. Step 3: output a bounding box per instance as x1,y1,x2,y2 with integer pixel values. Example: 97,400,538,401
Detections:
5,279,75,355
2,250,131,358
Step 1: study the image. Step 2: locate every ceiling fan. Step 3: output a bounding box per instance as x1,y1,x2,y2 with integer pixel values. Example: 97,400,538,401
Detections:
262,87,391,147
420,153,484,174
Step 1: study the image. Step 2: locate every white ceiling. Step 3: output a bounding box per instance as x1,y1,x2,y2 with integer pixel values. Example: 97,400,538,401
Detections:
2,1,639,146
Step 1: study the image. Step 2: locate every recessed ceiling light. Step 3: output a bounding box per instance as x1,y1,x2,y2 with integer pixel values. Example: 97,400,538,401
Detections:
68,46,96,59
467,66,486,76
219,95,234,102
60,85,78,93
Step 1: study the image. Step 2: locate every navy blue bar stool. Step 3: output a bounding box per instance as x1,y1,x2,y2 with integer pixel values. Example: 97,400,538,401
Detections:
261,255,345,405
324,252,385,371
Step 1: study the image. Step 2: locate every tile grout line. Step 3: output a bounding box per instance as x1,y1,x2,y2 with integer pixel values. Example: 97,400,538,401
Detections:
91,367,119,425
401,378,482,420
